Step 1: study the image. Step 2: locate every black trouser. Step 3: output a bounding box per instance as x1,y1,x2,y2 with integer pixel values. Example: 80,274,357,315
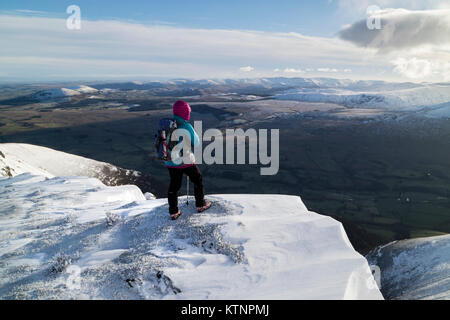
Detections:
168,164,206,214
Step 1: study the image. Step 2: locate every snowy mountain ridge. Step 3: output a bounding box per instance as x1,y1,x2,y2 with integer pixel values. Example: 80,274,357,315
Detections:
274,84,450,111
86,77,450,113
32,85,98,100
0,143,158,196
14,77,450,114
0,143,135,180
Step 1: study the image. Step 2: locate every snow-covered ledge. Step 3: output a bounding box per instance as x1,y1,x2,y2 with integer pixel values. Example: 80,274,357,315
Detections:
0,174,382,299
165,194,383,299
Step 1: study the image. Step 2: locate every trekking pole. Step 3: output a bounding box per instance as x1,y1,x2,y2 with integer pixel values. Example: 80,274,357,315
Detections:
186,175,189,206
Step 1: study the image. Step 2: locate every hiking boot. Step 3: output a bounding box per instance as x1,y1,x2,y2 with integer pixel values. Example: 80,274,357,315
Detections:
197,201,212,213
170,210,182,220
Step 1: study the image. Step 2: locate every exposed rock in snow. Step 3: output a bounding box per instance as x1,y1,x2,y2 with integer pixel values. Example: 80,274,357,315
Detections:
0,173,382,300
367,235,450,300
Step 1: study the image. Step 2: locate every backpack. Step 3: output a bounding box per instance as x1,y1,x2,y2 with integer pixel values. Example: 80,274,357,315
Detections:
155,118,178,161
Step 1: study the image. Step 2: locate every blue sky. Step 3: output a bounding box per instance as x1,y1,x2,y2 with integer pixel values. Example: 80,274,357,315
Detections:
0,1,449,83
1,0,343,36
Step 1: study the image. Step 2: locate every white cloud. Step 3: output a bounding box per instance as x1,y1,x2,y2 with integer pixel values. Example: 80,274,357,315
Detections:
239,66,254,72
333,0,450,17
14,9,48,14
0,14,379,81
284,68,304,73
338,8,450,82
317,68,339,72
392,57,450,80
0,12,447,82
392,57,432,78
339,9,450,51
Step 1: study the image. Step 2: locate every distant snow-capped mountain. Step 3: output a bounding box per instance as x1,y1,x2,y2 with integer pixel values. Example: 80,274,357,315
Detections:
274,83,450,111
32,85,98,100
8,77,448,114
90,77,425,92
87,77,450,112
0,143,159,196
367,234,450,300
91,77,319,91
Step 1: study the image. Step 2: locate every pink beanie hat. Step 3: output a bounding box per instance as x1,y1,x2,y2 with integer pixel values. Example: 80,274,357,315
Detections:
173,100,191,121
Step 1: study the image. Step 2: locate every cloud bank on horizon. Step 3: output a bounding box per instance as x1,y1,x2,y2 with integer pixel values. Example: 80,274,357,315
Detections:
0,1,449,83
339,8,450,80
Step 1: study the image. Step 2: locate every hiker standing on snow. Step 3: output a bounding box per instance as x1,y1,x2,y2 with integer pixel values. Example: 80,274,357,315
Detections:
165,100,211,220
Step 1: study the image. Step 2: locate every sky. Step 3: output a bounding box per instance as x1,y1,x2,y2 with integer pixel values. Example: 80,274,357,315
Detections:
0,0,450,83
0,1,342,36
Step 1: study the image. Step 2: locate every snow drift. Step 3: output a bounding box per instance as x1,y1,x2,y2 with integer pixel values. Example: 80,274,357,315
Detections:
367,235,450,300
0,173,383,299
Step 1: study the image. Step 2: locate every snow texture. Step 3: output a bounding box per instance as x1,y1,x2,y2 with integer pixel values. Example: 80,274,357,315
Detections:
0,173,382,300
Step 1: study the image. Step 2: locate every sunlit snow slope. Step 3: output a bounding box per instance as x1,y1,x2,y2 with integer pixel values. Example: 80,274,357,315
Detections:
0,173,382,299
0,143,131,179
0,143,158,196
